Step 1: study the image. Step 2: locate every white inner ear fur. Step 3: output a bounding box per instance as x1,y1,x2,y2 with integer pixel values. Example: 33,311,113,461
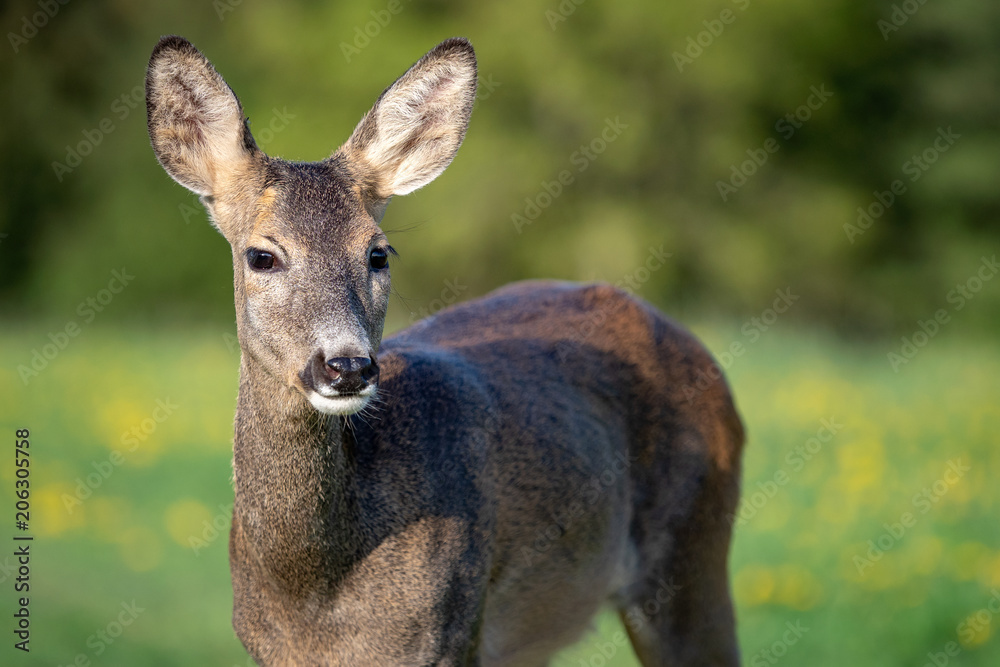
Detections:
368,71,470,195
149,49,251,196
346,50,475,199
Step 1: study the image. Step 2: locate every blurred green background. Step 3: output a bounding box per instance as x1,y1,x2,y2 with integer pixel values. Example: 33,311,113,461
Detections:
1,0,998,665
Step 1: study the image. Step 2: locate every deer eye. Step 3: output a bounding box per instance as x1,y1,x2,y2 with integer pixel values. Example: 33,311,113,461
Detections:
369,248,389,270
246,248,276,271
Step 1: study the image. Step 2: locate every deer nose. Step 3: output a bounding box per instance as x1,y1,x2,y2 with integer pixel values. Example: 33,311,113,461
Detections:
324,356,378,392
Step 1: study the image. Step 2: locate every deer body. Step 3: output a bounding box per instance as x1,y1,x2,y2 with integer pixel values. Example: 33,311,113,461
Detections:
147,36,743,666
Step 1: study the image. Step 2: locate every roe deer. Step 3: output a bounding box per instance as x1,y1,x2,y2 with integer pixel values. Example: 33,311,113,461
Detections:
146,35,744,666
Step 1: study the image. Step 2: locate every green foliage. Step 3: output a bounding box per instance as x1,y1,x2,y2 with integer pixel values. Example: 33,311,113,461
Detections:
1,0,998,335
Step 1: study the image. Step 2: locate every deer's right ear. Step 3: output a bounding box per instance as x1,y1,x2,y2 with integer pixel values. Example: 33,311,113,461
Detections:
145,36,259,197
336,37,477,213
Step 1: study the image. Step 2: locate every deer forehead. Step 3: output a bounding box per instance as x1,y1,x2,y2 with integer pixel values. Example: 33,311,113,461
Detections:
237,168,381,256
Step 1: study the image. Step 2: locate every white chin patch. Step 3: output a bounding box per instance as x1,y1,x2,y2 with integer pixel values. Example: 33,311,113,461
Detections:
307,389,374,415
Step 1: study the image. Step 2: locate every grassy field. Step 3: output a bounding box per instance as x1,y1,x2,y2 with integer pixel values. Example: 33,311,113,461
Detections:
1,320,998,666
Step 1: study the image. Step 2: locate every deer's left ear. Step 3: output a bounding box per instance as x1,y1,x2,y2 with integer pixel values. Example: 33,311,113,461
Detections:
336,37,477,207
146,35,261,197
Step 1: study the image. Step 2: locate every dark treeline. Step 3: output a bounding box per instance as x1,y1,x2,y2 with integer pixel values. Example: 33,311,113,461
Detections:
1,0,998,337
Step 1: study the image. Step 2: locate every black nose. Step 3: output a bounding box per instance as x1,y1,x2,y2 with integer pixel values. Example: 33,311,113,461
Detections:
323,356,378,393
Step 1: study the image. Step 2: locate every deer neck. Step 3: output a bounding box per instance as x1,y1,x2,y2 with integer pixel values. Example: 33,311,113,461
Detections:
231,354,361,594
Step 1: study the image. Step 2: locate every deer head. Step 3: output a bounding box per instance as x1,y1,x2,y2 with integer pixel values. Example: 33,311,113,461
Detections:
146,36,477,415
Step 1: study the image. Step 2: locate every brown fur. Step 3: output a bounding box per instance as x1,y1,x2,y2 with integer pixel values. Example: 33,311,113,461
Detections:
146,36,744,666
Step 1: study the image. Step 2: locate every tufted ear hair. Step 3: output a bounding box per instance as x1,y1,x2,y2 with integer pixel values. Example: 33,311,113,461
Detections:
335,37,477,217
145,35,261,197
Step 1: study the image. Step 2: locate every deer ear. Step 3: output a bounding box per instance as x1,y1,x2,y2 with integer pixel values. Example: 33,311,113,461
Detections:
337,37,477,205
145,36,259,196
